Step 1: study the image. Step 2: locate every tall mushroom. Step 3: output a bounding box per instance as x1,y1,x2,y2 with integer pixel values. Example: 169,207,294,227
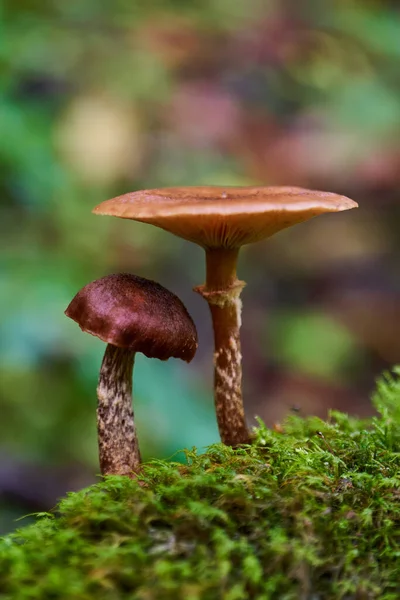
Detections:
65,273,198,476
93,186,358,446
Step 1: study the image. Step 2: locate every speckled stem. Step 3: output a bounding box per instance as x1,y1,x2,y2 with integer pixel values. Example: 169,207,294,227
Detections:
195,248,250,446
97,344,141,476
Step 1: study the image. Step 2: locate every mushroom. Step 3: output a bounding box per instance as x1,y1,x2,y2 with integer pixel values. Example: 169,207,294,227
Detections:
65,273,198,476
93,186,358,446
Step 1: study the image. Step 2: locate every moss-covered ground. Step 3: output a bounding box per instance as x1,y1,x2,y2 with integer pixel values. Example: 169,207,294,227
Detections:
0,370,400,599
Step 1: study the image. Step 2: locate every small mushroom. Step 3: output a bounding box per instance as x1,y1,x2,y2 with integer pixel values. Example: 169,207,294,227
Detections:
93,186,358,446
65,273,198,476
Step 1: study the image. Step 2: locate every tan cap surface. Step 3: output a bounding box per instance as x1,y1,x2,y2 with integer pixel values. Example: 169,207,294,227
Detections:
93,186,358,249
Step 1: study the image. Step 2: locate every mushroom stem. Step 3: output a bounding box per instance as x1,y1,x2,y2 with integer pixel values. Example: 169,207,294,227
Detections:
97,344,141,476
205,248,240,290
195,248,250,446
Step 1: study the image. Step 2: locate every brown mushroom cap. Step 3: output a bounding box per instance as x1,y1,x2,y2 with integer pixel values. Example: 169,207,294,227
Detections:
65,273,198,362
93,186,358,249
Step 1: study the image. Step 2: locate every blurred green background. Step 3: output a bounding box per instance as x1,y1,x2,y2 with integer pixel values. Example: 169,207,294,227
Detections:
1,0,400,532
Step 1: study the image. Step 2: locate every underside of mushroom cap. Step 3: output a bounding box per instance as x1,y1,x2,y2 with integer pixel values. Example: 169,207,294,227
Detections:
65,273,198,362
93,186,358,249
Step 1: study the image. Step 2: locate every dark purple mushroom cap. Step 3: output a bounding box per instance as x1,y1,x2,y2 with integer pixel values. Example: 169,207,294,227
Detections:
65,273,198,362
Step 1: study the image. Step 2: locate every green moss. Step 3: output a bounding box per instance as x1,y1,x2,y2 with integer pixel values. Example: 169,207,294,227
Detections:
1,370,400,599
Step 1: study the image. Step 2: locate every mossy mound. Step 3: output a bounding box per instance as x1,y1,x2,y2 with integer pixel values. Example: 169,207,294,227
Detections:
1,371,400,599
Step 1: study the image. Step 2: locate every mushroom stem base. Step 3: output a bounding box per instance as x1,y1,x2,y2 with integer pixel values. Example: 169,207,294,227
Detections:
208,298,250,446
97,345,141,477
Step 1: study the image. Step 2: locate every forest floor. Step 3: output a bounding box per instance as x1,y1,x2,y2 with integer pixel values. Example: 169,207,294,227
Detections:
0,370,399,599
